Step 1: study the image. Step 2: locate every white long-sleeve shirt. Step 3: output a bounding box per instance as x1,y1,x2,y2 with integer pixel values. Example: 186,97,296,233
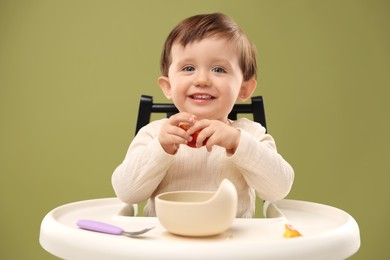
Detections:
112,118,294,218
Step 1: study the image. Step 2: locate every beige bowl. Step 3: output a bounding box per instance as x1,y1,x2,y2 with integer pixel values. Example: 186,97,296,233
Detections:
155,179,237,237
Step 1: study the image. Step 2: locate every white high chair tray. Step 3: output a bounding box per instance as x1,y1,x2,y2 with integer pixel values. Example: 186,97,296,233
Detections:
40,198,360,260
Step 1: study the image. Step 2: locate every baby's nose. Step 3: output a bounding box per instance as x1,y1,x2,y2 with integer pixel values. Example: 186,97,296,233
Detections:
194,71,211,87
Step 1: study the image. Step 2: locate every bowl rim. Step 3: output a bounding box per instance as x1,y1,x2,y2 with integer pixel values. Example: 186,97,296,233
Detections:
155,190,217,206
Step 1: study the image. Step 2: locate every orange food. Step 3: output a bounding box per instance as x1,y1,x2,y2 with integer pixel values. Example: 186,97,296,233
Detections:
283,224,302,238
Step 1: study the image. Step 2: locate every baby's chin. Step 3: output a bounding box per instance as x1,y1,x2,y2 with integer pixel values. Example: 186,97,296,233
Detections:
177,104,231,121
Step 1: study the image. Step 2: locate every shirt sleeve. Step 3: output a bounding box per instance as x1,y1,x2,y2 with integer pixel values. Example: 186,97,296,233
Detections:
111,119,174,204
228,119,294,201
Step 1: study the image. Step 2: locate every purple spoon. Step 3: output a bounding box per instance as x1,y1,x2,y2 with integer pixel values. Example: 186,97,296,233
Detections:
77,220,154,237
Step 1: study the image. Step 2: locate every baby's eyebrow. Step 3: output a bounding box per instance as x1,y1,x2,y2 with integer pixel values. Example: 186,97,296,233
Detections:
171,57,195,66
211,59,234,68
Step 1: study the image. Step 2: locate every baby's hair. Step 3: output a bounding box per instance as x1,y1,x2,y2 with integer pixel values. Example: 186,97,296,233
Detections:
160,13,257,81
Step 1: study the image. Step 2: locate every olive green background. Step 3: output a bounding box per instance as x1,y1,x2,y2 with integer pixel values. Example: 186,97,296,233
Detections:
1,0,389,259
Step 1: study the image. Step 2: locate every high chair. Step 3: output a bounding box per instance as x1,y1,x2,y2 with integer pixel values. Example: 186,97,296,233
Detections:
39,95,360,259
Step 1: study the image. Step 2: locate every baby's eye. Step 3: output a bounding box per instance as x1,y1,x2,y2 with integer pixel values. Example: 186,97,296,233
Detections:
212,67,226,73
182,66,195,72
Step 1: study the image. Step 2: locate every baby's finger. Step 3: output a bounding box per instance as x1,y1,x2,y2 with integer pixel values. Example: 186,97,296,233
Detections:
197,131,213,148
165,124,190,140
169,112,196,127
187,119,210,135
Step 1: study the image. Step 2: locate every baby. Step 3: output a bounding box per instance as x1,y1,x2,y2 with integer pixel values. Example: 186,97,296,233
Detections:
112,13,294,217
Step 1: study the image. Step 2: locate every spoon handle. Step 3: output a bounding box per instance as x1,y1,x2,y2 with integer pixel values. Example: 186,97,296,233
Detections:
77,220,124,235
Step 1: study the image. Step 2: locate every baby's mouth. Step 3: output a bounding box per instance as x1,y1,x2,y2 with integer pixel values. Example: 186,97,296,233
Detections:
190,94,215,100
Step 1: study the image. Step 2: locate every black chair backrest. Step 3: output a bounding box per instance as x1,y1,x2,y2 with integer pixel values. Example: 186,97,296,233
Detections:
135,95,266,135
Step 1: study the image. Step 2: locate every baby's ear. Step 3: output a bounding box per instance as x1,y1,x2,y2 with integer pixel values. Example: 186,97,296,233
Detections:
158,76,172,99
238,79,257,101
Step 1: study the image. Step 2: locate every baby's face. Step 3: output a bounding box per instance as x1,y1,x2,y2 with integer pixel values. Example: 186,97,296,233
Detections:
163,37,245,121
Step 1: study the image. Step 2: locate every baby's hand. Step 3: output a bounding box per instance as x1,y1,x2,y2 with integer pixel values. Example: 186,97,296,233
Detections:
179,123,208,148
187,119,240,155
158,112,195,155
